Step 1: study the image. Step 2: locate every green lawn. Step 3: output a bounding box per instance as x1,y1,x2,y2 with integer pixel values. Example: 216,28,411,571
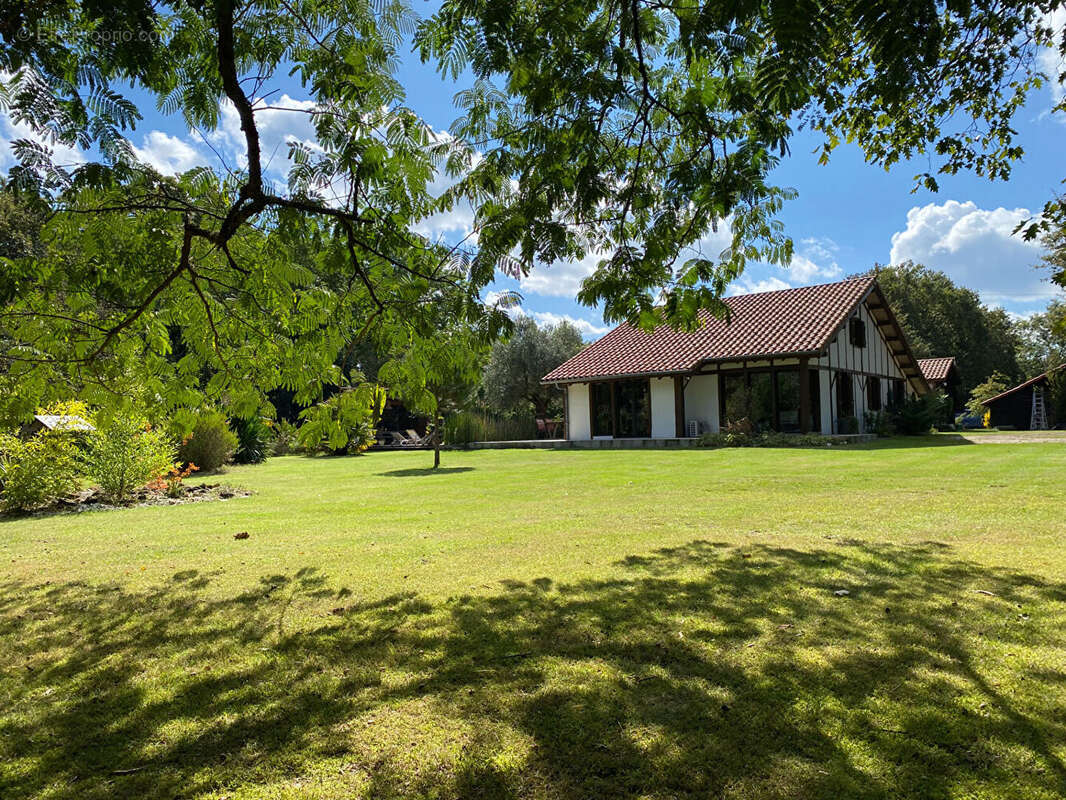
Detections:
2,441,1065,799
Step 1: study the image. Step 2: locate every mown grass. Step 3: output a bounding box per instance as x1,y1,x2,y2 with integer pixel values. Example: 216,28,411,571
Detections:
2,440,1065,799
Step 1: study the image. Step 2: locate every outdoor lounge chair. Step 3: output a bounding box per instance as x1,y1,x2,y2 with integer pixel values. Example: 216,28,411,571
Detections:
399,429,431,447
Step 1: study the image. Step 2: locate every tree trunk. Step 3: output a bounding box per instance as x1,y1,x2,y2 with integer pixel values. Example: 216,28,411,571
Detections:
432,403,442,469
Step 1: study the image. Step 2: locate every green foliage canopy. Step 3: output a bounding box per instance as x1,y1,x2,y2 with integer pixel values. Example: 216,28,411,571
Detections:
967,371,1012,416
297,383,387,455
1013,299,1066,377
0,0,1062,418
419,0,1065,326
0,0,512,422
867,262,1021,396
481,316,584,417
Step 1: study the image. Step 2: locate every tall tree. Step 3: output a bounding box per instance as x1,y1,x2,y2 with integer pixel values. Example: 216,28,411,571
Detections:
1014,300,1066,377
481,317,584,418
1,0,512,421
379,322,492,468
0,186,48,262
1040,196,1066,290
866,263,1021,395
0,0,1063,411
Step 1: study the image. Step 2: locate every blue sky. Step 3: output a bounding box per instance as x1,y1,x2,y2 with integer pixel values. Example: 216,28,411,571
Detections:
3,8,1064,338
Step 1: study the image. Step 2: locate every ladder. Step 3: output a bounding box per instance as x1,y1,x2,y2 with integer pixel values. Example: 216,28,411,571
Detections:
1031,386,1048,430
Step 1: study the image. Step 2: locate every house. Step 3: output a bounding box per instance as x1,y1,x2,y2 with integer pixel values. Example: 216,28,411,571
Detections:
918,357,959,396
981,364,1065,430
542,276,934,439
917,357,961,420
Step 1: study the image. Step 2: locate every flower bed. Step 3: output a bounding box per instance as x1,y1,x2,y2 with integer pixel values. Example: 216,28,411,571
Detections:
12,483,251,517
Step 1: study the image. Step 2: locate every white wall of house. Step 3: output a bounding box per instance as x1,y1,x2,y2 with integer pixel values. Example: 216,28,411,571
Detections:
684,374,719,434
815,299,913,433
818,369,833,434
567,383,591,440
650,378,676,438
815,302,906,381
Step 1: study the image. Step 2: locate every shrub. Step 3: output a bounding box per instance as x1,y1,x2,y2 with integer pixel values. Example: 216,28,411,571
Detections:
863,411,896,437
178,411,238,472
891,393,947,435
837,415,860,434
269,420,301,456
231,416,271,464
967,372,1011,417
0,432,83,512
146,463,199,498
84,417,176,503
698,431,840,449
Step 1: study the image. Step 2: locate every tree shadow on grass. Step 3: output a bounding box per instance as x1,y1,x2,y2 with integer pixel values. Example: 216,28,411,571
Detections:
376,466,476,477
2,541,1065,799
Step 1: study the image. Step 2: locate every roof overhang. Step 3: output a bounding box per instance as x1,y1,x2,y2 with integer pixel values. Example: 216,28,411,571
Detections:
847,283,930,396
542,368,692,386
981,364,1066,405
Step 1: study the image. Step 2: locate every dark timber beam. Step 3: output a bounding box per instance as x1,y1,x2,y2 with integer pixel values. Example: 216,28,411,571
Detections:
799,356,811,434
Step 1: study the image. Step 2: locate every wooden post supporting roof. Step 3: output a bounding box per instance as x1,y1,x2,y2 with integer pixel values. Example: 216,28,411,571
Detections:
799,356,811,434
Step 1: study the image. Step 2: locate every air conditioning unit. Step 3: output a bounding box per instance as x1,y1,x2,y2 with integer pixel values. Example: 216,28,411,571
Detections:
686,419,701,438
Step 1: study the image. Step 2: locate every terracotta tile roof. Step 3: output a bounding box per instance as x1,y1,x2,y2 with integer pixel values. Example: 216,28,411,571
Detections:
543,277,876,382
917,357,956,383
981,363,1066,405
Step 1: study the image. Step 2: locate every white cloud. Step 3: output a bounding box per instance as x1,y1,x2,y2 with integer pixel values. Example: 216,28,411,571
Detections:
1037,9,1066,113
0,111,85,171
725,236,843,296
209,94,320,182
520,249,604,298
889,199,1051,304
727,276,793,296
521,220,732,300
131,130,206,175
785,237,843,282
524,310,611,338
485,291,611,339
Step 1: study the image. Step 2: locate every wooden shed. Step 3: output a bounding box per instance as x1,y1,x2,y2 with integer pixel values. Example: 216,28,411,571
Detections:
981,365,1065,430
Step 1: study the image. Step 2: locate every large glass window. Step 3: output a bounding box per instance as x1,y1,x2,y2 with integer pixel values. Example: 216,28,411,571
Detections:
721,373,748,427
750,373,774,431
867,376,882,411
776,370,801,432
722,368,822,432
836,372,855,419
615,380,650,437
591,382,613,436
589,379,650,437
890,379,905,408
809,370,822,432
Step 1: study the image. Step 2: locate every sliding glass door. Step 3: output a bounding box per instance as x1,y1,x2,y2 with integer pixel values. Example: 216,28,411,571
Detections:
589,379,651,437
719,367,821,432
